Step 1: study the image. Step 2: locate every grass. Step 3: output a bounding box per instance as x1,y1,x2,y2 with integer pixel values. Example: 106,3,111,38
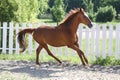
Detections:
0,53,36,61
0,38,119,66
1,53,120,66
31,18,57,26
0,52,81,64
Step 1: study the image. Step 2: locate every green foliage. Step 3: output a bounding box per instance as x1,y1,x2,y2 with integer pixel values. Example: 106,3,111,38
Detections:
1,0,119,23
96,6,116,22
92,0,104,12
88,12,96,22
66,0,85,12
93,56,120,66
0,0,39,23
0,0,18,23
15,0,39,22
38,0,49,17
84,0,95,22
51,0,65,25
84,0,94,13
103,0,120,19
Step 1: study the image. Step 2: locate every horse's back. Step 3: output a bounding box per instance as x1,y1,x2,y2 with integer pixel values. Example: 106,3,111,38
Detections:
33,26,67,47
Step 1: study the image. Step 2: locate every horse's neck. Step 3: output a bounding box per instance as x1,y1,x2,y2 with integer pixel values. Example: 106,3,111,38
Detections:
59,16,80,34
66,17,80,33
72,20,80,33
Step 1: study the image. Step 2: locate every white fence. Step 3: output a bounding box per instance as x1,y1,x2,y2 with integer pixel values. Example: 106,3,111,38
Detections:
0,22,120,59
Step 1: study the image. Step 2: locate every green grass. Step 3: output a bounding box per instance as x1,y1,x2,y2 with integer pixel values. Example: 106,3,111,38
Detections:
31,18,57,26
1,53,120,66
0,38,119,66
0,53,36,61
0,52,81,64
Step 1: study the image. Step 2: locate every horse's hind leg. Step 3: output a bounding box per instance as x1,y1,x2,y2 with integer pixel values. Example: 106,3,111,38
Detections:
36,45,43,65
68,44,87,65
43,44,62,64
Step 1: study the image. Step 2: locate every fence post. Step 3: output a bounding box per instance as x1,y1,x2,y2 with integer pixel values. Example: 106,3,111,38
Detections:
115,24,120,59
28,23,33,54
85,27,90,56
15,23,20,54
102,24,107,58
9,22,14,54
78,24,83,49
108,24,113,56
90,24,96,60
95,24,100,57
22,22,26,54
2,22,7,54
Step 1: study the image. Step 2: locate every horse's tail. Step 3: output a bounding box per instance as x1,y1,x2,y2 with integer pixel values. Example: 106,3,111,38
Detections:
17,28,35,53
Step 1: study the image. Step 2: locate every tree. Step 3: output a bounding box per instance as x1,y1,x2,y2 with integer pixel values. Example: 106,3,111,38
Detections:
92,0,104,12
0,0,18,23
0,0,18,52
37,0,49,19
38,0,49,15
66,0,85,12
51,0,65,25
0,0,39,23
96,6,116,22
83,0,95,21
83,0,94,13
15,0,39,22
103,0,120,19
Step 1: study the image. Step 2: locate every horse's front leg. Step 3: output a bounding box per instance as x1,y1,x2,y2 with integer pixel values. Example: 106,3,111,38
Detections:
74,42,88,64
36,45,43,65
68,44,88,65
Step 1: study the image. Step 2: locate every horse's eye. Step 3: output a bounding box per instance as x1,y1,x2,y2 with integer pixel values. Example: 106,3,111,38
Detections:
83,15,86,18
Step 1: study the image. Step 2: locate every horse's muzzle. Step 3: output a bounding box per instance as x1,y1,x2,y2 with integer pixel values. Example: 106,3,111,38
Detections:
88,23,93,28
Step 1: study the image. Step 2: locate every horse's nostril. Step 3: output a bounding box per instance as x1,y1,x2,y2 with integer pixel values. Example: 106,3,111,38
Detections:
88,23,93,28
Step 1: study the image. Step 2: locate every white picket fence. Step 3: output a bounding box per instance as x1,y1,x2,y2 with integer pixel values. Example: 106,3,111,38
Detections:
0,22,120,59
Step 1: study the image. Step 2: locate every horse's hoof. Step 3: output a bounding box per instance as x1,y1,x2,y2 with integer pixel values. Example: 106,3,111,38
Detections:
82,63,86,66
36,62,41,66
87,64,90,66
58,62,62,66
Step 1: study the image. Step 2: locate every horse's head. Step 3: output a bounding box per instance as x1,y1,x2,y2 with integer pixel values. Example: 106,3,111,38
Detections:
77,8,93,28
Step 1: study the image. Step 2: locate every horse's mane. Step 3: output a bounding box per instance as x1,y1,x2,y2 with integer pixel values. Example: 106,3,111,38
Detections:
60,8,80,25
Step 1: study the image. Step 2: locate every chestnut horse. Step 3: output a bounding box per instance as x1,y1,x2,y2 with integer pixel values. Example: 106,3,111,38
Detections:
17,8,92,65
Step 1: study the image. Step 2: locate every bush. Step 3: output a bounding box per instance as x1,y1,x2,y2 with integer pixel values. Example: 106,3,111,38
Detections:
96,6,116,22
93,56,120,66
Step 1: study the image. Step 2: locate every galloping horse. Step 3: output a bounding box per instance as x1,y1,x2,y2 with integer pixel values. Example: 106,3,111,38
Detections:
17,8,92,65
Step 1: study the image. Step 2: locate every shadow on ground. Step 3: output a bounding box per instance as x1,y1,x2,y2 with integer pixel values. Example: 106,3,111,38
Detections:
0,60,64,79
0,60,120,79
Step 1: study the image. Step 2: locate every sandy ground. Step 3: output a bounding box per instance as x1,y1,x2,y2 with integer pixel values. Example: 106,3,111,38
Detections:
0,60,120,80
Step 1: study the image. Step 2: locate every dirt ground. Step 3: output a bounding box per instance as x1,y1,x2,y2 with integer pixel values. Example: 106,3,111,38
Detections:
0,60,120,80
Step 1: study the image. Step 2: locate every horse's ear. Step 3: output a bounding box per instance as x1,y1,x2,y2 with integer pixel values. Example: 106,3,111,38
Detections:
80,8,86,12
80,8,82,12
80,8,83,12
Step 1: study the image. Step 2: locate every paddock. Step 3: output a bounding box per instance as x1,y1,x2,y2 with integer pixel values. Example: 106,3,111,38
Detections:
0,22,120,60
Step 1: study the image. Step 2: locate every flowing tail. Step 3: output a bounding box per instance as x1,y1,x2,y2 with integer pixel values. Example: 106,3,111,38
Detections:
17,28,35,53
